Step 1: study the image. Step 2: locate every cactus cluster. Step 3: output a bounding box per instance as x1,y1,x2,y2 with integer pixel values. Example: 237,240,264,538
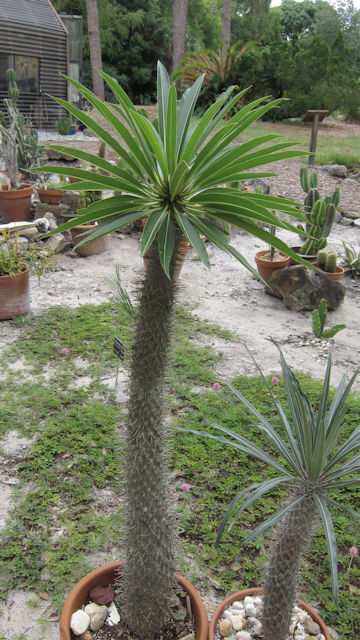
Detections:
297,167,339,255
317,248,338,273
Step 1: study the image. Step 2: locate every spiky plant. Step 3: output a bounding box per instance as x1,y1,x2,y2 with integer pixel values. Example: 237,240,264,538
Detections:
184,343,360,640
39,63,311,637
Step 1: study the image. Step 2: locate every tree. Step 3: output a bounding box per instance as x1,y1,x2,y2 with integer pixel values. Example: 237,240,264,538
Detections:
222,0,231,51
85,0,105,100
172,0,189,71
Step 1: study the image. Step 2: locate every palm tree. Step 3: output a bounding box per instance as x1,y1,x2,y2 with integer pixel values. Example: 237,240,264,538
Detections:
39,62,309,637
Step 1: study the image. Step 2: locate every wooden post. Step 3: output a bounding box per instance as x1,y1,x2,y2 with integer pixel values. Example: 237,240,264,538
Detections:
302,109,329,167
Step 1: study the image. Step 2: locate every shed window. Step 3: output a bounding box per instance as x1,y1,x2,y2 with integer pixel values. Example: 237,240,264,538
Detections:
0,55,10,92
14,56,39,94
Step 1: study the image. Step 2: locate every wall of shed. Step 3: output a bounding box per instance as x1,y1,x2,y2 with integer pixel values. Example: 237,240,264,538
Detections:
0,24,68,129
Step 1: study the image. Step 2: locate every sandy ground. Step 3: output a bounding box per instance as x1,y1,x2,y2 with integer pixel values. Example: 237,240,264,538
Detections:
1,162,360,639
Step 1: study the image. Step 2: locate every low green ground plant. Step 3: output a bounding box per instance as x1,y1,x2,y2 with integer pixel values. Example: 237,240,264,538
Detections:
0,303,359,639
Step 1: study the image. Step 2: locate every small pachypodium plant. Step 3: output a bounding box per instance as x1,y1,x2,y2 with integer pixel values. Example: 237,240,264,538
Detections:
183,342,360,640
312,298,346,339
297,167,339,255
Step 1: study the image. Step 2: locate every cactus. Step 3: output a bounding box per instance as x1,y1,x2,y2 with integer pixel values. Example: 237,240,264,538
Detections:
297,168,339,255
312,298,346,338
317,249,338,273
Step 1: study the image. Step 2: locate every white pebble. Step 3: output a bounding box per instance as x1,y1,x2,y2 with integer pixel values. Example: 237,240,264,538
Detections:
235,632,251,640
84,602,108,631
244,603,257,617
219,619,233,637
70,609,90,636
232,600,244,611
230,614,245,631
107,601,120,626
243,596,254,606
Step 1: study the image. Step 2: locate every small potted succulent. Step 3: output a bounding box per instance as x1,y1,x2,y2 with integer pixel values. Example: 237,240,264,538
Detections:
0,69,35,223
37,178,67,204
184,342,360,640
255,225,290,282
315,248,345,280
36,63,312,640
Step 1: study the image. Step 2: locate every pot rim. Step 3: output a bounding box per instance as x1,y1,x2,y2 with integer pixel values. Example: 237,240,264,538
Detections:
209,588,331,640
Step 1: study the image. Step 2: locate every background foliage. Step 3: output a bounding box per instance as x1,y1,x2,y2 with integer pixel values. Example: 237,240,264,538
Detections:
51,0,360,118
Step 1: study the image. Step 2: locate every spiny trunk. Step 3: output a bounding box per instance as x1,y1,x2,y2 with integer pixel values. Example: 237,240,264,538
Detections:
123,233,183,637
221,0,231,54
172,0,189,72
262,494,318,640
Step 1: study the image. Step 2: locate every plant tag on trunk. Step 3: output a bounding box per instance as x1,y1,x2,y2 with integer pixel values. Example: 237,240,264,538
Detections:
113,336,125,360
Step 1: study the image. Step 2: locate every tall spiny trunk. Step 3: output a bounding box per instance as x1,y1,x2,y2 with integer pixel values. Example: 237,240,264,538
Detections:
262,494,318,640
172,0,189,72
85,0,105,101
123,232,183,637
221,0,231,55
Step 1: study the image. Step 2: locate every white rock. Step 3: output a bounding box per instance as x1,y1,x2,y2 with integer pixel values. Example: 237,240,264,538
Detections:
84,602,108,631
244,603,257,617
252,621,263,637
253,596,262,606
223,609,233,618
70,609,90,636
232,601,245,611
219,619,233,636
107,601,120,626
235,632,251,640
303,615,320,635
230,614,245,631
243,596,255,606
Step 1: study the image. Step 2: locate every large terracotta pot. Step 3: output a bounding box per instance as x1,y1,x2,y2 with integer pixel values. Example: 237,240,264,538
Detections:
0,184,34,223
70,224,108,256
37,188,64,204
255,249,290,282
59,561,209,640
209,588,331,640
313,262,345,281
0,267,30,320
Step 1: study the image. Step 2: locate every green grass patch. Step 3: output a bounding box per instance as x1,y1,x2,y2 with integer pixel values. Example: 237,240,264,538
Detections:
0,302,359,639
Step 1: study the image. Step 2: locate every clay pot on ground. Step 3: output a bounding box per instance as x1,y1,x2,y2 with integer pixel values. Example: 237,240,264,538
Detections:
313,262,345,281
0,184,34,223
209,588,331,640
59,560,209,640
0,267,30,320
70,223,108,256
37,189,64,205
255,249,290,282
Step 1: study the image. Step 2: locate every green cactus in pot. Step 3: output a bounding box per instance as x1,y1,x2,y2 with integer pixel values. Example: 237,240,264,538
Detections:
297,167,339,256
183,342,360,640
36,63,311,637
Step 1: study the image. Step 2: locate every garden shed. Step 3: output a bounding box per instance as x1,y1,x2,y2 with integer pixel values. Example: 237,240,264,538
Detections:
0,0,68,129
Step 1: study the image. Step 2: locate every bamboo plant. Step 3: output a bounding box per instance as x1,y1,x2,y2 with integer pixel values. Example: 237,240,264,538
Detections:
38,63,311,637
185,343,360,640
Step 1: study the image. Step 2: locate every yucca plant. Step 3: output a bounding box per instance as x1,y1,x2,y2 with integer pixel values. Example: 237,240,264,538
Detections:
38,63,311,637
184,343,360,640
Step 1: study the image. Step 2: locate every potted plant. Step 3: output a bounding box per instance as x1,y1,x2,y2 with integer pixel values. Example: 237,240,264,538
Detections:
315,248,345,280
37,62,311,639
37,179,67,204
0,69,36,223
290,167,339,264
184,343,360,640
340,240,360,278
0,230,53,319
70,194,108,256
255,225,290,281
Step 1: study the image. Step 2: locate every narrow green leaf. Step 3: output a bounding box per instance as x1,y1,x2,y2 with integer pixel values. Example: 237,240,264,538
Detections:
132,112,168,179
166,85,177,175
140,210,168,257
322,325,347,338
157,216,175,278
169,160,190,198
176,74,204,157
175,212,210,269
315,496,339,605
157,61,170,143
240,496,305,545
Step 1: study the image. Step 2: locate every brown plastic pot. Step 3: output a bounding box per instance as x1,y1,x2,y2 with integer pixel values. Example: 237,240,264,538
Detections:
255,249,290,282
0,183,34,223
0,267,30,320
70,224,108,256
209,588,331,640
59,561,209,640
313,262,345,281
37,189,64,204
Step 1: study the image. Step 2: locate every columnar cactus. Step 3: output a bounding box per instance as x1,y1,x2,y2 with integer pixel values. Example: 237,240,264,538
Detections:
297,168,339,255
317,249,338,273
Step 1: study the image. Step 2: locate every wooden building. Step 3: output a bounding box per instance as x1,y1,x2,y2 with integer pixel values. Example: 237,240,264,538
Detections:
0,0,69,129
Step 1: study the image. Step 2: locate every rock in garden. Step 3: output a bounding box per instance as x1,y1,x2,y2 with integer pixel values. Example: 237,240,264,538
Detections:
303,615,320,635
230,614,245,630
84,602,108,631
107,601,121,626
89,585,115,605
79,631,94,640
235,632,251,640
267,265,346,311
219,618,233,636
70,609,90,635
244,603,257,617
44,232,69,253
323,164,348,178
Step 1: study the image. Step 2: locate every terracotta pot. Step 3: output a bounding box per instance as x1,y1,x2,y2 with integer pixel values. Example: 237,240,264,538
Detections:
209,588,331,640
255,249,290,282
0,267,30,320
37,189,64,204
313,262,345,281
289,246,317,266
0,183,34,223
59,561,209,640
70,224,108,256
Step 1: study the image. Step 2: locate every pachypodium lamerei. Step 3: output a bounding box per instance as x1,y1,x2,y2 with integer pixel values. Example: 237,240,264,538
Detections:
297,167,339,255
